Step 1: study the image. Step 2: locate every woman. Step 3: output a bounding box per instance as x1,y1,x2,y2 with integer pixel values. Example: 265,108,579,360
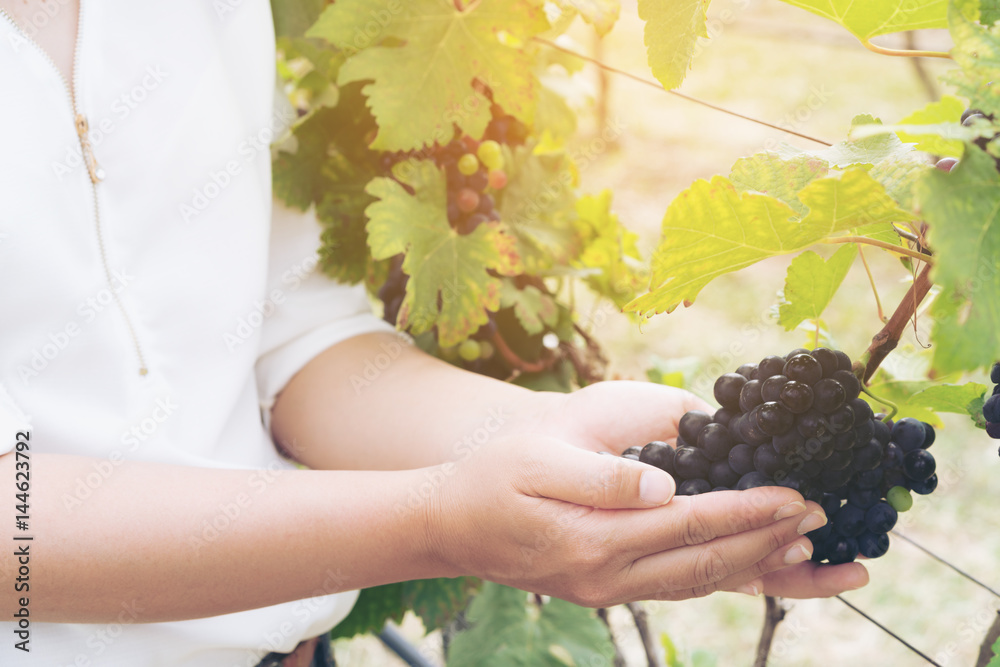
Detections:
0,1,865,665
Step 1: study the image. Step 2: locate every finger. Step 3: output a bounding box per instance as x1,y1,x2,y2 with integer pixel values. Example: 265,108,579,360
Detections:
618,506,826,602
516,437,676,508
759,561,869,598
599,488,817,557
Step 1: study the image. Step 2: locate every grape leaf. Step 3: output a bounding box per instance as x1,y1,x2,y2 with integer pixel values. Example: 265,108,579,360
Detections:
500,282,558,336
625,169,913,317
989,635,1000,667
861,375,941,426
907,382,988,421
554,0,621,36
868,156,931,212
498,146,580,272
638,0,710,90
447,582,614,667
778,244,857,331
822,115,916,168
775,0,947,41
365,160,521,346
316,186,373,284
948,0,1000,118
330,577,478,641
917,145,1000,374
271,0,325,39
895,95,966,157
308,0,549,151
983,0,1000,26
574,190,646,307
729,153,830,217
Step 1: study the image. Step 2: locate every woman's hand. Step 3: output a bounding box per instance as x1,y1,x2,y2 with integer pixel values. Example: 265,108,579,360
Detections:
523,381,869,598
425,434,831,607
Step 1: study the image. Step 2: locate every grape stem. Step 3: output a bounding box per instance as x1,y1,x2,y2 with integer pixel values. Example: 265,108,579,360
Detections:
861,386,899,421
625,602,660,667
860,39,952,60
820,236,933,263
976,611,1000,667
596,608,626,667
489,329,554,375
859,263,934,383
753,596,786,667
857,245,887,323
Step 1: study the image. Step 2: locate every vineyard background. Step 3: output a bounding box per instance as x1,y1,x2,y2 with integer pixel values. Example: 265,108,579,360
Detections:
287,0,1000,664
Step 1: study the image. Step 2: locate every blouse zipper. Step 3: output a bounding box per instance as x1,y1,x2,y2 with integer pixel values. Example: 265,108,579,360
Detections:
0,4,149,376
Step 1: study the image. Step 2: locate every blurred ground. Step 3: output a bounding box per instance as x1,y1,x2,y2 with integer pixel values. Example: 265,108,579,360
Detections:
335,1,999,665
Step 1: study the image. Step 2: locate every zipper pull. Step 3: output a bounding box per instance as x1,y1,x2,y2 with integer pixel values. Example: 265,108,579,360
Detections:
75,114,105,184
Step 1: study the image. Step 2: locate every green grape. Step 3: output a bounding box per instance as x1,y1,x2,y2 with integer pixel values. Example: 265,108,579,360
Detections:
478,340,495,359
457,153,480,176
458,339,481,362
886,486,913,512
477,140,504,171
439,345,459,362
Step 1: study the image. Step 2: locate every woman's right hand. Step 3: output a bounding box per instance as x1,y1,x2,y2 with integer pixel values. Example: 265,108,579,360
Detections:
424,435,845,607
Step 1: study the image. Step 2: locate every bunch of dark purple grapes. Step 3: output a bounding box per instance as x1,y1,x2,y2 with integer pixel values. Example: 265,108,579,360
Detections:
983,362,1000,449
621,348,939,564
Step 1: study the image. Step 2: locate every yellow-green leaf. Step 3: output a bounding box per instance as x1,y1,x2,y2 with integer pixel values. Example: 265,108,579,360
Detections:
729,152,830,217
308,0,549,151
896,95,966,157
365,160,520,346
638,0,711,90
625,169,913,317
554,0,621,36
778,244,857,330
776,0,947,42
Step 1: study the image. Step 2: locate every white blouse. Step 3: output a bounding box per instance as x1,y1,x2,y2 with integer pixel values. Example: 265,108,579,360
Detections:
0,1,391,664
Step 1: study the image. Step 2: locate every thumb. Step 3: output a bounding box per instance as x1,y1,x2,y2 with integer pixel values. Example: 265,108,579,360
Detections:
518,438,676,509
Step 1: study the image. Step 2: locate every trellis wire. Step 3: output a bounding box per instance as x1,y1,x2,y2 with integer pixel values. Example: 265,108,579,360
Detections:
836,596,944,666
533,38,834,147
891,530,1000,599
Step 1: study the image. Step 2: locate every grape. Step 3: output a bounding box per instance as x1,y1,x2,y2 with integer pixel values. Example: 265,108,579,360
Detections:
458,339,481,361
853,418,874,444
487,169,508,190
920,422,935,448
827,405,856,433
855,467,883,489
677,478,712,495
456,188,480,213
850,398,874,423
858,532,891,559
832,370,862,401
736,363,757,378
811,347,839,377
457,153,480,176
728,444,756,475
832,503,866,537
460,213,489,235
476,140,503,170
796,409,827,438
755,402,794,436
872,419,891,446
813,378,847,413
478,340,495,359
780,381,814,414
984,394,1000,423
639,441,675,475
713,373,747,410
987,422,1000,438
892,418,927,453
832,430,856,451
992,361,1000,384
679,411,713,444
903,449,936,481
697,423,735,461
674,446,711,480
820,494,841,517
736,471,773,490
713,407,737,425
853,440,883,472
622,446,642,458
882,442,903,468
739,379,764,412
785,348,810,361
757,355,787,379
887,486,913,512
784,353,823,385
935,157,959,172
826,537,860,565
709,460,741,488
772,429,804,455
753,444,786,477
817,466,852,492
910,473,938,495
738,412,771,446
834,350,853,371
761,374,788,402
825,449,852,472
466,169,489,191
864,501,897,532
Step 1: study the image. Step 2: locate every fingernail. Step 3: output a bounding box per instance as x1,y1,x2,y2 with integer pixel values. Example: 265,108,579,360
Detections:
639,470,674,505
773,501,807,521
736,582,760,597
784,543,812,565
797,511,827,535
